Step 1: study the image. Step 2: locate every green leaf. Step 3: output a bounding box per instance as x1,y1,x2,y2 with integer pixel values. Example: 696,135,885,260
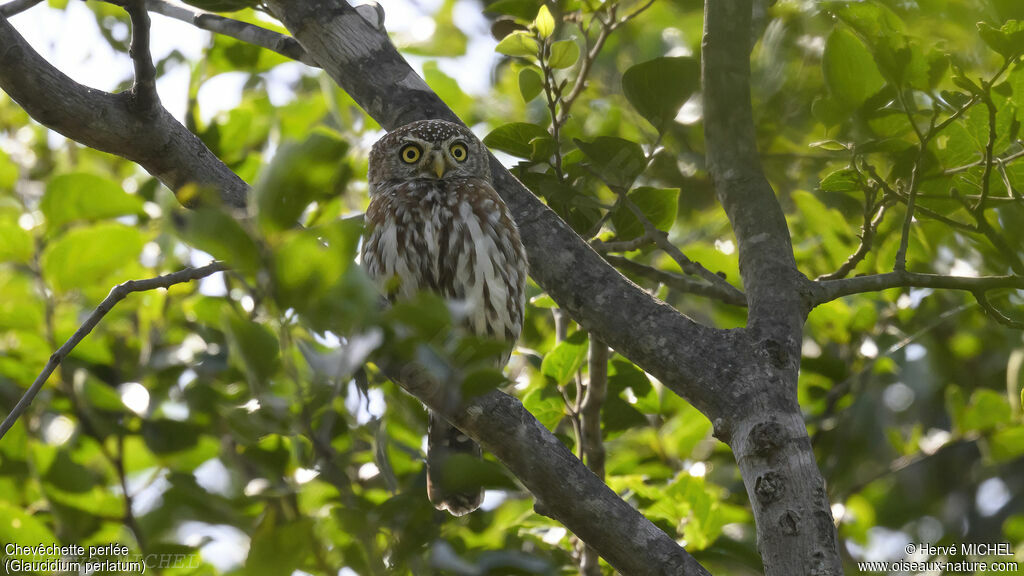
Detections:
978,20,1024,60
534,4,554,38
40,223,145,293
223,311,281,383
256,128,349,232
486,0,543,21
548,39,579,68
541,331,588,386
823,27,886,110
41,172,145,230
820,168,864,193
484,122,550,158
496,31,539,58
611,187,679,241
518,67,544,102
423,61,475,120
246,513,315,576
402,0,468,57
0,217,32,264
0,502,58,555
952,389,1012,433
621,57,699,131
174,207,261,275
529,294,557,308
574,136,647,188
989,426,1024,463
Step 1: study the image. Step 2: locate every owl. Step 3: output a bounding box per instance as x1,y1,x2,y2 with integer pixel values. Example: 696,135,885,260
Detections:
361,120,528,516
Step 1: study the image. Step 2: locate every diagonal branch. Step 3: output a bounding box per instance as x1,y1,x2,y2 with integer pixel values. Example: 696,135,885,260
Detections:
131,0,317,66
0,262,226,441
0,14,248,207
605,254,748,307
0,0,41,17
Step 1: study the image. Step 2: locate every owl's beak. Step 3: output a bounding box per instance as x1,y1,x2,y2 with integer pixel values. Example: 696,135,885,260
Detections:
431,152,446,179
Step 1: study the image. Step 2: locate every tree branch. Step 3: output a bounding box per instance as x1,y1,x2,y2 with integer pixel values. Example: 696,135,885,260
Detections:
0,0,41,17
0,14,248,207
136,0,317,66
604,254,748,307
703,2,842,575
702,0,806,342
124,0,160,111
812,270,1024,306
0,262,226,441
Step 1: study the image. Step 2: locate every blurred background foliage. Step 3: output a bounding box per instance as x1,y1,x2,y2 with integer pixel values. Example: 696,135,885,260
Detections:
0,0,1023,574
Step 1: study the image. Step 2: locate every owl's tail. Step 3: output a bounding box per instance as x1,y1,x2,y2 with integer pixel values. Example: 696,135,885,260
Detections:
426,411,484,516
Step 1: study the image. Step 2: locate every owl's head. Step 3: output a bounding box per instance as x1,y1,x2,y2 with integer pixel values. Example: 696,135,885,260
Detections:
368,120,490,191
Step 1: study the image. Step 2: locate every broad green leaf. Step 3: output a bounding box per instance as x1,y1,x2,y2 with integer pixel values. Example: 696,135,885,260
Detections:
989,426,1024,463
541,331,588,386
529,294,557,308
256,128,349,232
403,0,468,57
0,502,58,555
174,206,261,275
41,172,144,230
823,28,886,110
820,168,863,193
548,40,579,69
40,223,145,293
978,20,1024,59
423,61,475,120
611,187,679,241
0,217,32,263
0,151,18,190
246,513,315,576
574,136,646,188
223,311,281,383
621,57,699,131
521,385,565,430
484,122,549,158
518,67,544,102
954,389,1012,432
535,4,554,38
496,31,539,58
486,0,543,21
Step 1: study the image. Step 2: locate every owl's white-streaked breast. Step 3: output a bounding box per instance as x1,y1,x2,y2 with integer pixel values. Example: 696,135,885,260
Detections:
361,177,527,349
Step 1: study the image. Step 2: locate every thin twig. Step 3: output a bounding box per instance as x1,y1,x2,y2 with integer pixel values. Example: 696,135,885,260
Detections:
0,262,226,441
974,289,1024,329
893,101,937,272
819,174,892,281
0,0,42,17
937,146,1024,178
604,254,747,306
578,337,607,576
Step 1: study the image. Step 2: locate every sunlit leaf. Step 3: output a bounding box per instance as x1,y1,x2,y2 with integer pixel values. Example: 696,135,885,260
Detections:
40,223,145,292
622,57,699,131
41,173,144,230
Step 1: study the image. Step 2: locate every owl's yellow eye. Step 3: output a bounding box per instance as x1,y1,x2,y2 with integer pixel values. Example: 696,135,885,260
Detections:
449,143,468,162
400,144,421,164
